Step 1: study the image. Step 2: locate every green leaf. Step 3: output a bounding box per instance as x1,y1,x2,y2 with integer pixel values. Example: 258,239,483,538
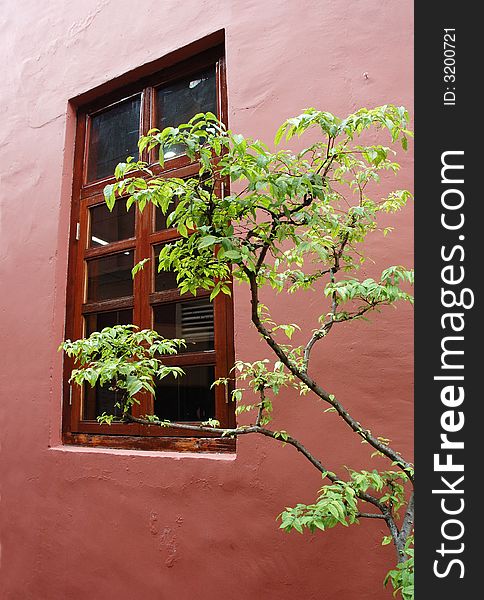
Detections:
198,235,218,249
223,250,241,260
104,184,116,211
292,519,303,534
131,258,150,279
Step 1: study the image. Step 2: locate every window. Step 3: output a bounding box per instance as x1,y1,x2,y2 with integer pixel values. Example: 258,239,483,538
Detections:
63,45,235,452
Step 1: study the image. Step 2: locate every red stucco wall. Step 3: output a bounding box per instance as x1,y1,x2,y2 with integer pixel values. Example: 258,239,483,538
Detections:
0,1,413,598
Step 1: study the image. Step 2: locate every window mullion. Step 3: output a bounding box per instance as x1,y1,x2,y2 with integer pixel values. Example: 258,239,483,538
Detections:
132,199,153,418
133,87,154,420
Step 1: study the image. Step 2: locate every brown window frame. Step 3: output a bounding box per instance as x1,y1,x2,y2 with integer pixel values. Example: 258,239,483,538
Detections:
62,44,236,453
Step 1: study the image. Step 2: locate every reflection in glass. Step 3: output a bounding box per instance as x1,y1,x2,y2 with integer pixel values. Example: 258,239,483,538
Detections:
154,365,215,421
87,95,141,182
153,299,214,352
156,68,216,159
89,202,135,247
86,251,134,302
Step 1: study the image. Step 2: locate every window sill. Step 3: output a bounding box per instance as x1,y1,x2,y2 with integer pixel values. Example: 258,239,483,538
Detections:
61,432,236,454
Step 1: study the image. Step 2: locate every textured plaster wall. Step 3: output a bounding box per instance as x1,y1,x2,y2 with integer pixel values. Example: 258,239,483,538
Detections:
0,1,413,599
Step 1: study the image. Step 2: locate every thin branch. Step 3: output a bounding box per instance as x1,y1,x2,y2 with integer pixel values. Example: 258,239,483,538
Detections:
351,166,364,207
333,302,381,323
302,228,354,371
357,512,386,520
255,389,266,426
303,318,334,368
244,268,414,482
241,204,414,481
315,138,337,176
126,414,330,477
303,264,338,370
125,413,388,515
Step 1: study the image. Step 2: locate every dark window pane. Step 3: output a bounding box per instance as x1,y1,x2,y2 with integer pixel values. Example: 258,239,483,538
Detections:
83,383,125,421
89,202,135,247
153,244,178,292
156,68,216,159
87,95,141,182
155,206,168,231
86,251,134,302
85,309,133,335
154,198,178,232
83,309,133,420
153,299,214,352
154,365,215,421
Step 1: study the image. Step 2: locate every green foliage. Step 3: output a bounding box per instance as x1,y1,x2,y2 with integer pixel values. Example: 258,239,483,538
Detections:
97,412,116,425
225,359,309,425
279,479,359,533
201,418,221,428
384,536,414,600
62,104,414,598
104,106,413,308
59,325,185,420
348,469,410,515
280,468,410,533
325,268,414,306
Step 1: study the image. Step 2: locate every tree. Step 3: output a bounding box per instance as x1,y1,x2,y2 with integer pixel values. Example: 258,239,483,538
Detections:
61,105,414,599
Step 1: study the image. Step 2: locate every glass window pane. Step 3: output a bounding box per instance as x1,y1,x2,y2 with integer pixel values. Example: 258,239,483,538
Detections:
86,251,134,302
85,308,133,335
153,245,178,292
83,383,126,421
89,202,135,247
153,299,214,352
87,95,141,182
156,67,216,159
155,207,168,231
154,199,178,232
83,309,133,420
154,365,215,421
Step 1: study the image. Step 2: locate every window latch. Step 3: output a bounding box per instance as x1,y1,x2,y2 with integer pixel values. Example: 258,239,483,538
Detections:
75,222,80,241
69,385,73,406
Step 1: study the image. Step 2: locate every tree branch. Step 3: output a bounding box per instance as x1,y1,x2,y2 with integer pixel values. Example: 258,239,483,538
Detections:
241,216,414,480
127,413,331,477
398,492,415,546
384,513,404,563
244,268,414,483
357,512,386,520
302,226,357,371
303,268,338,370
304,301,382,366
125,413,389,515
255,388,266,426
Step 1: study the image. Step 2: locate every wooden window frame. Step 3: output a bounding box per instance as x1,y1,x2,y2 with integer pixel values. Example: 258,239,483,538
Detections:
62,45,235,453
